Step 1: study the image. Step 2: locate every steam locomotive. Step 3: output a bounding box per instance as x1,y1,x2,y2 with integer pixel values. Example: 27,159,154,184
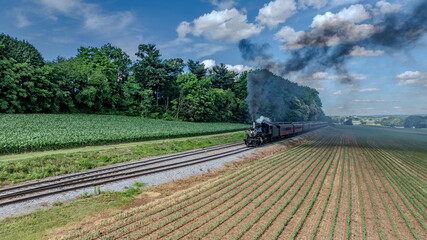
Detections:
244,121,327,147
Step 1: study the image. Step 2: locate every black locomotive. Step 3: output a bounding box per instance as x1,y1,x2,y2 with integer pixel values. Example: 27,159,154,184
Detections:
244,121,327,147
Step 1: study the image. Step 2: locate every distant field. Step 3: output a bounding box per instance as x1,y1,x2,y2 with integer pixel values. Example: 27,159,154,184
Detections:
0,114,249,154
65,125,426,239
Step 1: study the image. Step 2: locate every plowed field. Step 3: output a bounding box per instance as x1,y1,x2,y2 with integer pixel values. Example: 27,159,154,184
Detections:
63,126,427,240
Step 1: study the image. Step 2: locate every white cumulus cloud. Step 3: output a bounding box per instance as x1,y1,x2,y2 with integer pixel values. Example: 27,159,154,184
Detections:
256,0,297,29
201,59,253,74
280,4,377,49
274,26,304,44
396,71,427,87
349,46,384,56
376,0,401,14
177,8,263,42
201,59,217,69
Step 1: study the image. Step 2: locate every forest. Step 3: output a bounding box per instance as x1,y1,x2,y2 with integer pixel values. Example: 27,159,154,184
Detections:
0,34,325,123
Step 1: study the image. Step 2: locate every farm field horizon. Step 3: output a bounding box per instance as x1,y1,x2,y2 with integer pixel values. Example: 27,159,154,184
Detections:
50,125,426,240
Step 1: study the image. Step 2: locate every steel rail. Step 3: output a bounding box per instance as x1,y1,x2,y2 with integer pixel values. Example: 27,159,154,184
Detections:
0,147,250,207
0,141,243,194
0,146,247,200
0,128,326,207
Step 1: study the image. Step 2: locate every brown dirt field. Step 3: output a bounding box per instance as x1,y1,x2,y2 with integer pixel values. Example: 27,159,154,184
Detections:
242,144,331,239
332,142,350,240
374,146,427,184
118,137,318,239
360,145,426,239
198,140,325,239
347,141,364,240
353,144,381,240
358,145,398,239
294,139,341,240
314,138,344,240
57,127,427,240
152,157,294,239
191,150,311,237
369,147,427,220
281,143,340,240
209,141,329,239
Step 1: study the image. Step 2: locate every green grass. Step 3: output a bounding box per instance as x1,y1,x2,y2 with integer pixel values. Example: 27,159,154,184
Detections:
0,131,245,186
0,114,249,154
0,182,146,240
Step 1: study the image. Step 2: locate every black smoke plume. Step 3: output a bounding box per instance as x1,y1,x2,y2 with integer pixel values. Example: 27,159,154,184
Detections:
240,1,427,120
239,1,427,83
246,69,322,122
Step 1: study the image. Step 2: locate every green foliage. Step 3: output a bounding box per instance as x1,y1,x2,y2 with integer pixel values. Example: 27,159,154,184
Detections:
0,34,324,124
404,115,427,128
0,33,44,67
187,59,207,80
380,116,405,127
209,63,237,90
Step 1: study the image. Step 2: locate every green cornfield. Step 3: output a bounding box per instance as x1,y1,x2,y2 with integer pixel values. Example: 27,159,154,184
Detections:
0,114,249,154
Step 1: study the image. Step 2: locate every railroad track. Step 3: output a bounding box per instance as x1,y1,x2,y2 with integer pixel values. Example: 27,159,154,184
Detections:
0,142,249,207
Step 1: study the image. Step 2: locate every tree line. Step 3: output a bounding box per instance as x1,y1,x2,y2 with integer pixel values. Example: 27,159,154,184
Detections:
0,34,325,123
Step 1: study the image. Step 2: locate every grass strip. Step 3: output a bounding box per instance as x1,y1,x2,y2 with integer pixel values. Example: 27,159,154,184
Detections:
0,131,245,185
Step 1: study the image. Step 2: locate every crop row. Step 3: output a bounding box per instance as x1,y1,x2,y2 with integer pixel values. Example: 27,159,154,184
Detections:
69,134,334,240
0,114,249,154
61,127,426,239
67,136,329,239
114,136,338,240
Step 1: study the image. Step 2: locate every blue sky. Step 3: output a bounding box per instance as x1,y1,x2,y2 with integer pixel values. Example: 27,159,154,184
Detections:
1,0,426,116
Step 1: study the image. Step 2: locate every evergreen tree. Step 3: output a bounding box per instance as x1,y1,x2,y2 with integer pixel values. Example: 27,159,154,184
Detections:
187,59,207,80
